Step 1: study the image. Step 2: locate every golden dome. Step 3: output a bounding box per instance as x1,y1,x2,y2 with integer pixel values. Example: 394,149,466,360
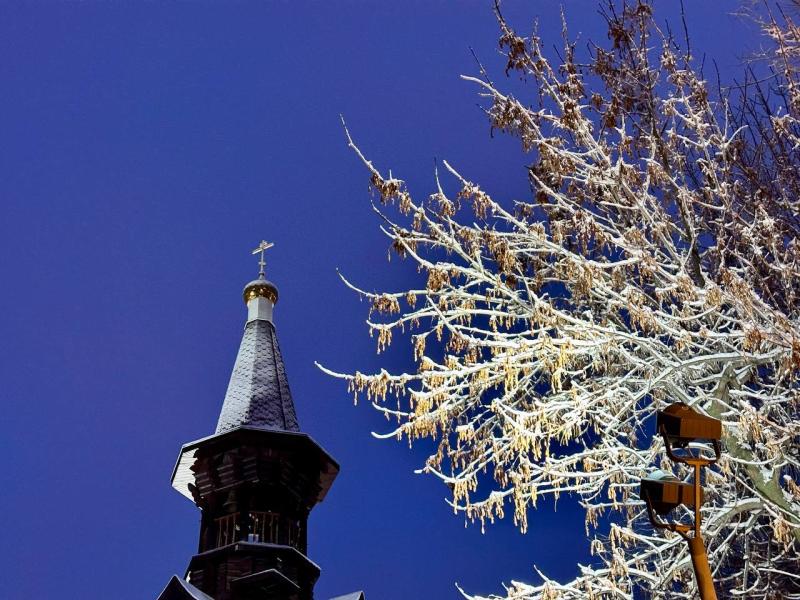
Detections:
243,276,278,305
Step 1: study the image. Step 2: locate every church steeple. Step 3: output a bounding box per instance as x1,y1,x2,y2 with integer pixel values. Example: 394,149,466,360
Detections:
216,242,299,434
163,244,339,600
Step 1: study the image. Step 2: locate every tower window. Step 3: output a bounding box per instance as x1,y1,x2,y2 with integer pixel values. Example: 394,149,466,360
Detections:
246,512,303,548
215,513,238,548
248,511,279,543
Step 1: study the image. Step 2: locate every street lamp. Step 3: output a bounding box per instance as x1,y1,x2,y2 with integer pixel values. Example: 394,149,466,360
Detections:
640,402,722,600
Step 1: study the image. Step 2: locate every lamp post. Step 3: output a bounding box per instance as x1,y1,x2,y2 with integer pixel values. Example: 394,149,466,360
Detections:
640,402,722,600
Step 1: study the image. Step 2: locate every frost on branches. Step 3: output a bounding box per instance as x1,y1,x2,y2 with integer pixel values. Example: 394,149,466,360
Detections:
320,3,800,598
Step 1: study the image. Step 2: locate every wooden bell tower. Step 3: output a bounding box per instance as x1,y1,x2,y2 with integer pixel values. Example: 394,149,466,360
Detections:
165,243,339,600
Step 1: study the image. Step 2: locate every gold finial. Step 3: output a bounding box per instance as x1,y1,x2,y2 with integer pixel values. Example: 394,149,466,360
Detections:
252,240,274,278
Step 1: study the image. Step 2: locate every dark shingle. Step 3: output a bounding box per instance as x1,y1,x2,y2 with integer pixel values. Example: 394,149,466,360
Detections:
215,319,300,434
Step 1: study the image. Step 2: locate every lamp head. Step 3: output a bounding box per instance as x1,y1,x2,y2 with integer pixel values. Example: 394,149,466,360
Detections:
657,402,722,450
640,470,700,516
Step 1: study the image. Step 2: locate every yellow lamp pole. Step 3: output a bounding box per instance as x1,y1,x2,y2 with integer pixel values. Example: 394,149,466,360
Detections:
641,402,722,600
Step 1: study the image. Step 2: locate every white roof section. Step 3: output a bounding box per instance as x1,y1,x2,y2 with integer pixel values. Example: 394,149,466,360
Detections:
330,592,366,600
155,575,214,600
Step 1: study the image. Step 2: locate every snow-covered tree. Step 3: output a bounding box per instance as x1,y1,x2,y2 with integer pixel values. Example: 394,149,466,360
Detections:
321,2,800,597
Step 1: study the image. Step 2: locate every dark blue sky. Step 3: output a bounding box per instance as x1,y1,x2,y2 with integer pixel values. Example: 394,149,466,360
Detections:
0,3,760,599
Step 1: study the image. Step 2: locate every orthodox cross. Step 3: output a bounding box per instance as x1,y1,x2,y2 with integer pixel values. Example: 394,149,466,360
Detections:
252,240,274,277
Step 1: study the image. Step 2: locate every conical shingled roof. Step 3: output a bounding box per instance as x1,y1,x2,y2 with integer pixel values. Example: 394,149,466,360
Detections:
215,318,300,434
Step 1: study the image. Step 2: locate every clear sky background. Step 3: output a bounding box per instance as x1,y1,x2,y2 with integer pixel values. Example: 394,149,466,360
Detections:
0,2,765,599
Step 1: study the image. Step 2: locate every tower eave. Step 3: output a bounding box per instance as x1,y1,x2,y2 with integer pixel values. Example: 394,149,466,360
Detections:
171,425,339,503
